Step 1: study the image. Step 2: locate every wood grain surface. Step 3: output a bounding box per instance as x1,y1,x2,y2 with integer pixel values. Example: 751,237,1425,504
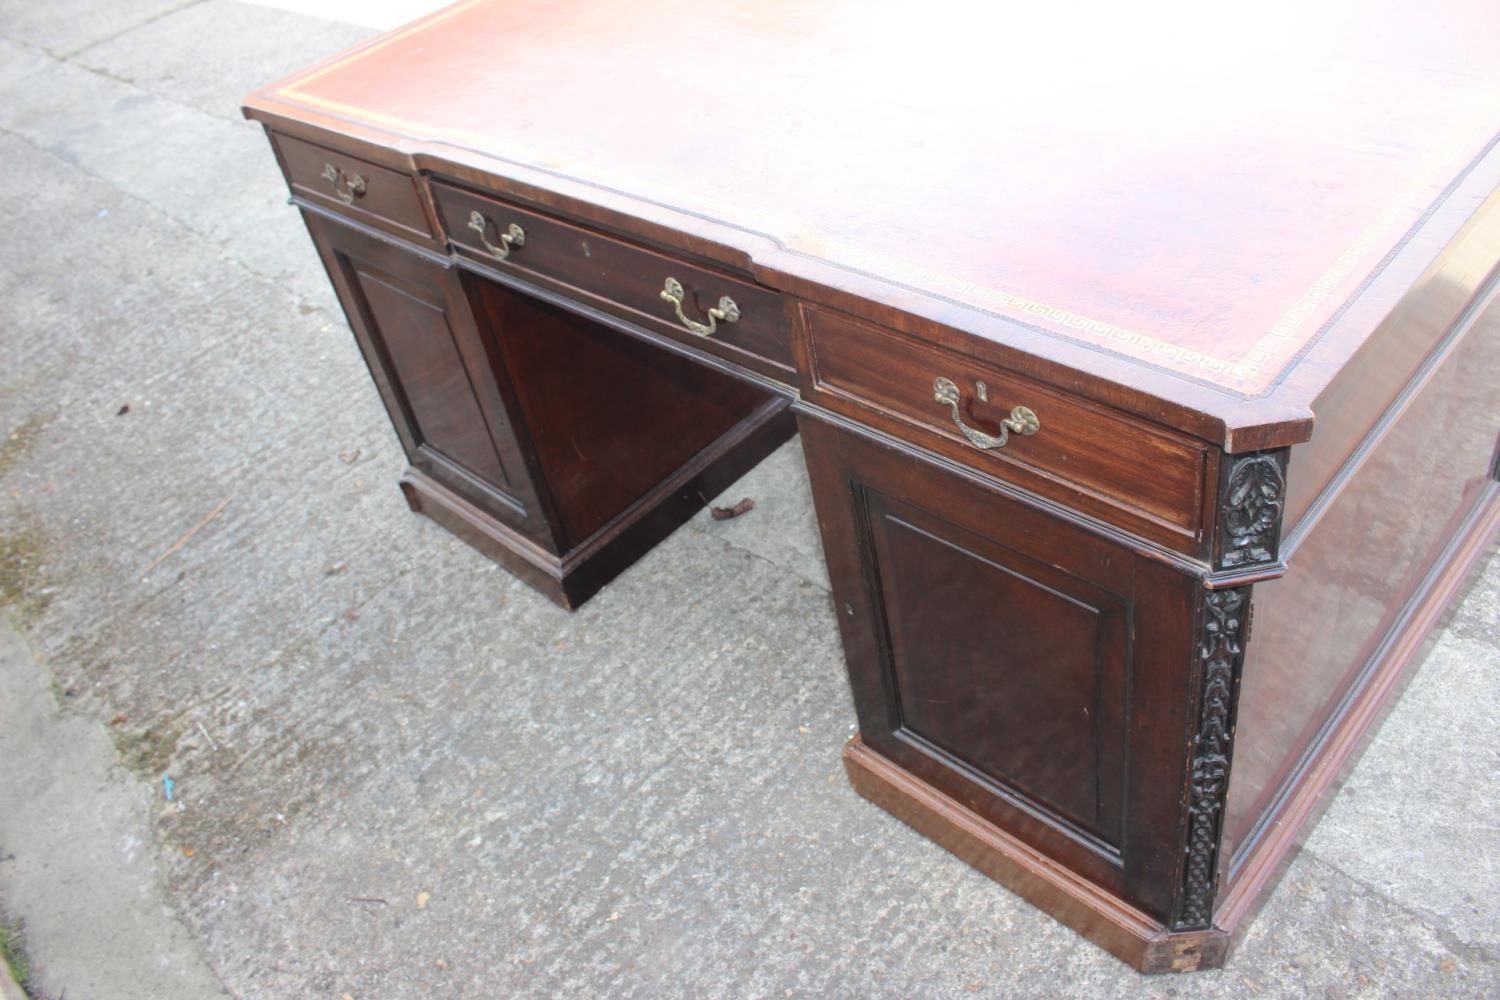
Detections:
248,0,1500,412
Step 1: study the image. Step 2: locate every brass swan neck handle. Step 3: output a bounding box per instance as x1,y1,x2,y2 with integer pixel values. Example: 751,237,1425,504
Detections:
660,277,740,338
933,377,1039,450
321,163,367,205
468,211,526,261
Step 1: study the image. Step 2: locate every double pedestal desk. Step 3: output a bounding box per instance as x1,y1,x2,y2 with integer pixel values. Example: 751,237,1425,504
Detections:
245,0,1500,972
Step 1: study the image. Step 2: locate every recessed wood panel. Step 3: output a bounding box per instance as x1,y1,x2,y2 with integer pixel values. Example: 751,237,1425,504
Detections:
1221,289,1500,879
867,493,1130,848
799,412,1200,921
305,215,547,545
353,266,521,499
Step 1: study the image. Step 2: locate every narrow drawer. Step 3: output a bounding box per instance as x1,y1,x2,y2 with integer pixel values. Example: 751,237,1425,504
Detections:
803,305,1212,551
272,132,436,246
430,181,792,376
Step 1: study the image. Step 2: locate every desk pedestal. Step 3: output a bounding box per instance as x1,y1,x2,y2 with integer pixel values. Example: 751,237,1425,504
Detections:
305,211,794,609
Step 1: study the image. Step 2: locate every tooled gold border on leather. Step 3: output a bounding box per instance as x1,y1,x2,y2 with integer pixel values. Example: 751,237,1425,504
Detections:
274,9,1500,396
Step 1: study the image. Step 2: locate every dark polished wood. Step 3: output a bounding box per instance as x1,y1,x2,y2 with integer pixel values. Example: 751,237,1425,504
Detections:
304,211,547,540
245,0,1500,972
1223,280,1500,879
800,304,1217,553
797,410,1198,921
468,277,775,546
434,181,795,378
274,133,437,246
301,204,795,608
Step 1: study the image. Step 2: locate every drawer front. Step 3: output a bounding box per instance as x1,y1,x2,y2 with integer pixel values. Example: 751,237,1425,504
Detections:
803,305,1211,550
273,132,436,246
431,181,792,376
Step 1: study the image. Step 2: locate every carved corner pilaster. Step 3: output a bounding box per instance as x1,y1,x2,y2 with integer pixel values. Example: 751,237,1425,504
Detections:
1214,450,1289,572
1172,585,1252,931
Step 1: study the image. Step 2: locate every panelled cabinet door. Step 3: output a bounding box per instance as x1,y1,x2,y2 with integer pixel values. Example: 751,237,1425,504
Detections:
303,213,552,547
801,414,1199,921
865,488,1132,847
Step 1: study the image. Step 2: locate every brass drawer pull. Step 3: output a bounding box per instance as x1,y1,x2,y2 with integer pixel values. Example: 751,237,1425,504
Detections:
468,211,526,261
320,163,366,205
660,277,740,338
933,376,1039,450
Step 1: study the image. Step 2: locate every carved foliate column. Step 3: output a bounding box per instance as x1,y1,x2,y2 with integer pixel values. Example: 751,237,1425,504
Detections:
1172,449,1289,931
1173,585,1252,930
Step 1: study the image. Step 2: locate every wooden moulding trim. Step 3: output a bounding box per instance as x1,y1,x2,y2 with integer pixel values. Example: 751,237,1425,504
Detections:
553,396,793,573
843,738,1229,974
794,403,1217,583
457,260,798,400
295,199,454,269
1216,483,1500,936
398,397,795,609
1202,563,1288,589
1280,268,1500,559
399,466,572,602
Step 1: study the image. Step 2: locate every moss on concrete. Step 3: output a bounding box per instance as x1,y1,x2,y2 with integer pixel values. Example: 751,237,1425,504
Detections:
0,517,50,622
110,725,177,780
0,911,37,998
0,414,49,479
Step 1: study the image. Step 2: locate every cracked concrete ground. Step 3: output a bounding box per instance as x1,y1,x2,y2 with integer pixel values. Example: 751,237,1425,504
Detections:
1,2,1498,998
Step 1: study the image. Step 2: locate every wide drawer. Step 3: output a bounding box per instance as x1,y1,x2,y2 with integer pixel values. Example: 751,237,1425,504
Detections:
272,132,436,246
803,305,1213,551
430,181,792,377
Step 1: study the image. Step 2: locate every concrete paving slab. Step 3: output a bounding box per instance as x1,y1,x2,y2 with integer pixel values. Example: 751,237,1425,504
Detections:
241,0,449,32
0,2,1498,997
1303,628,1500,956
0,37,50,87
0,127,421,771
0,0,197,58
1188,852,1496,1000
75,1,371,122
0,57,338,305
0,137,255,412
1448,548,1499,644
689,437,831,592
0,617,231,1000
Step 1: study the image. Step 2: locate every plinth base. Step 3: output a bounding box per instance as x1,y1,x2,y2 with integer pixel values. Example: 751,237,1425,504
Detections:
401,398,796,609
844,736,1231,974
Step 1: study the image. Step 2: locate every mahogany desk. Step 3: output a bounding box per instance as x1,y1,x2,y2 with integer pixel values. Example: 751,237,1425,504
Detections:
244,0,1500,972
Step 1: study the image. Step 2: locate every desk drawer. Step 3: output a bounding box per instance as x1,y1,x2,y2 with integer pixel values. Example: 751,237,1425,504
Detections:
803,305,1212,550
273,132,436,246
431,181,792,376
